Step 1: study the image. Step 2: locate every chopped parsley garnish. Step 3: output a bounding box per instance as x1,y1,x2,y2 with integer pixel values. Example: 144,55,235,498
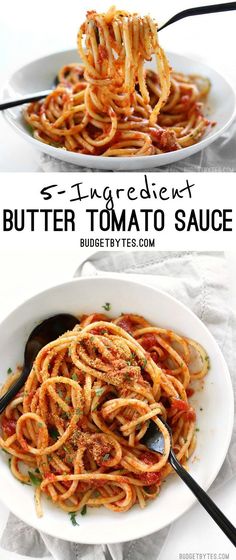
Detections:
71,373,77,381
25,123,34,134
142,359,147,368
69,511,79,526
49,426,59,441
195,428,200,432
205,355,210,367
80,505,87,516
28,471,41,486
200,407,203,411
95,388,104,397
102,302,111,312
35,468,40,474
102,453,110,462
7,368,12,375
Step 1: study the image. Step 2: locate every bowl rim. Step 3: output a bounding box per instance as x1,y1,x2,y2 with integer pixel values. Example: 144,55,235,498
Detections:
2,49,236,169
0,275,234,543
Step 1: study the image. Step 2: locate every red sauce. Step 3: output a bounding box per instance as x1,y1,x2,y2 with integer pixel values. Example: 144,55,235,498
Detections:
136,452,161,485
150,351,159,364
140,334,157,351
45,472,56,482
171,398,189,412
1,417,17,437
137,471,161,486
150,129,163,143
117,316,133,334
170,399,196,422
186,388,195,397
86,10,97,17
186,407,196,422
98,45,108,64
181,95,190,105
81,313,110,330
140,451,157,464
90,479,107,488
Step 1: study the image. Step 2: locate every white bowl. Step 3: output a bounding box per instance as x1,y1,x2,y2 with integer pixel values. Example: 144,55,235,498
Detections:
0,277,234,543
3,50,236,170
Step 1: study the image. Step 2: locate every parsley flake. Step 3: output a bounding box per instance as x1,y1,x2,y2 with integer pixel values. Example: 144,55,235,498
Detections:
102,453,110,462
102,302,111,312
95,388,104,397
28,471,41,486
69,511,79,526
80,505,87,516
7,368,12,375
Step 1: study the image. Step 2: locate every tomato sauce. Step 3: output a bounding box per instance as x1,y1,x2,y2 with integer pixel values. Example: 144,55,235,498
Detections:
140,334,157,350
136,452,161,485
98,45,108,63
1,417,17,437
116,316,133,334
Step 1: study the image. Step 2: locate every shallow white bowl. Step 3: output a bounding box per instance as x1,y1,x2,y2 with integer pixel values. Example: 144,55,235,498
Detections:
3,50,236,170
0,277,233,543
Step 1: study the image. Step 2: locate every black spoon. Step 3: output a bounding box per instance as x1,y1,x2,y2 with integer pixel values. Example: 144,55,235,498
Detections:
1,2,236,111
0,313,78,415
141,419,236,546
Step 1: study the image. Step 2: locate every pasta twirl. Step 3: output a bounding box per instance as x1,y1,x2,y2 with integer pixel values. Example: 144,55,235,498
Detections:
24,7,214,157
0,313,209,516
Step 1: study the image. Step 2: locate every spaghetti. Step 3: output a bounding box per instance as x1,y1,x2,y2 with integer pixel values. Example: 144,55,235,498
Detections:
0,313,209,516
24,7,214,157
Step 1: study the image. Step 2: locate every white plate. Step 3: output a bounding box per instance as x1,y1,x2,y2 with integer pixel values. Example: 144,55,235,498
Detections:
0,277,233,544
3,50,236,170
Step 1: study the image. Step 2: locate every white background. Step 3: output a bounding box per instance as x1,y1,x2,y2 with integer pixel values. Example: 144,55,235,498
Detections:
1,0,236,171
0,172,235,322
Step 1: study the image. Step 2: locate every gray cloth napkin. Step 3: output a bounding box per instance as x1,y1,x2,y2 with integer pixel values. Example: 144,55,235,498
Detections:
1,251,235,560
36,120,236,172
